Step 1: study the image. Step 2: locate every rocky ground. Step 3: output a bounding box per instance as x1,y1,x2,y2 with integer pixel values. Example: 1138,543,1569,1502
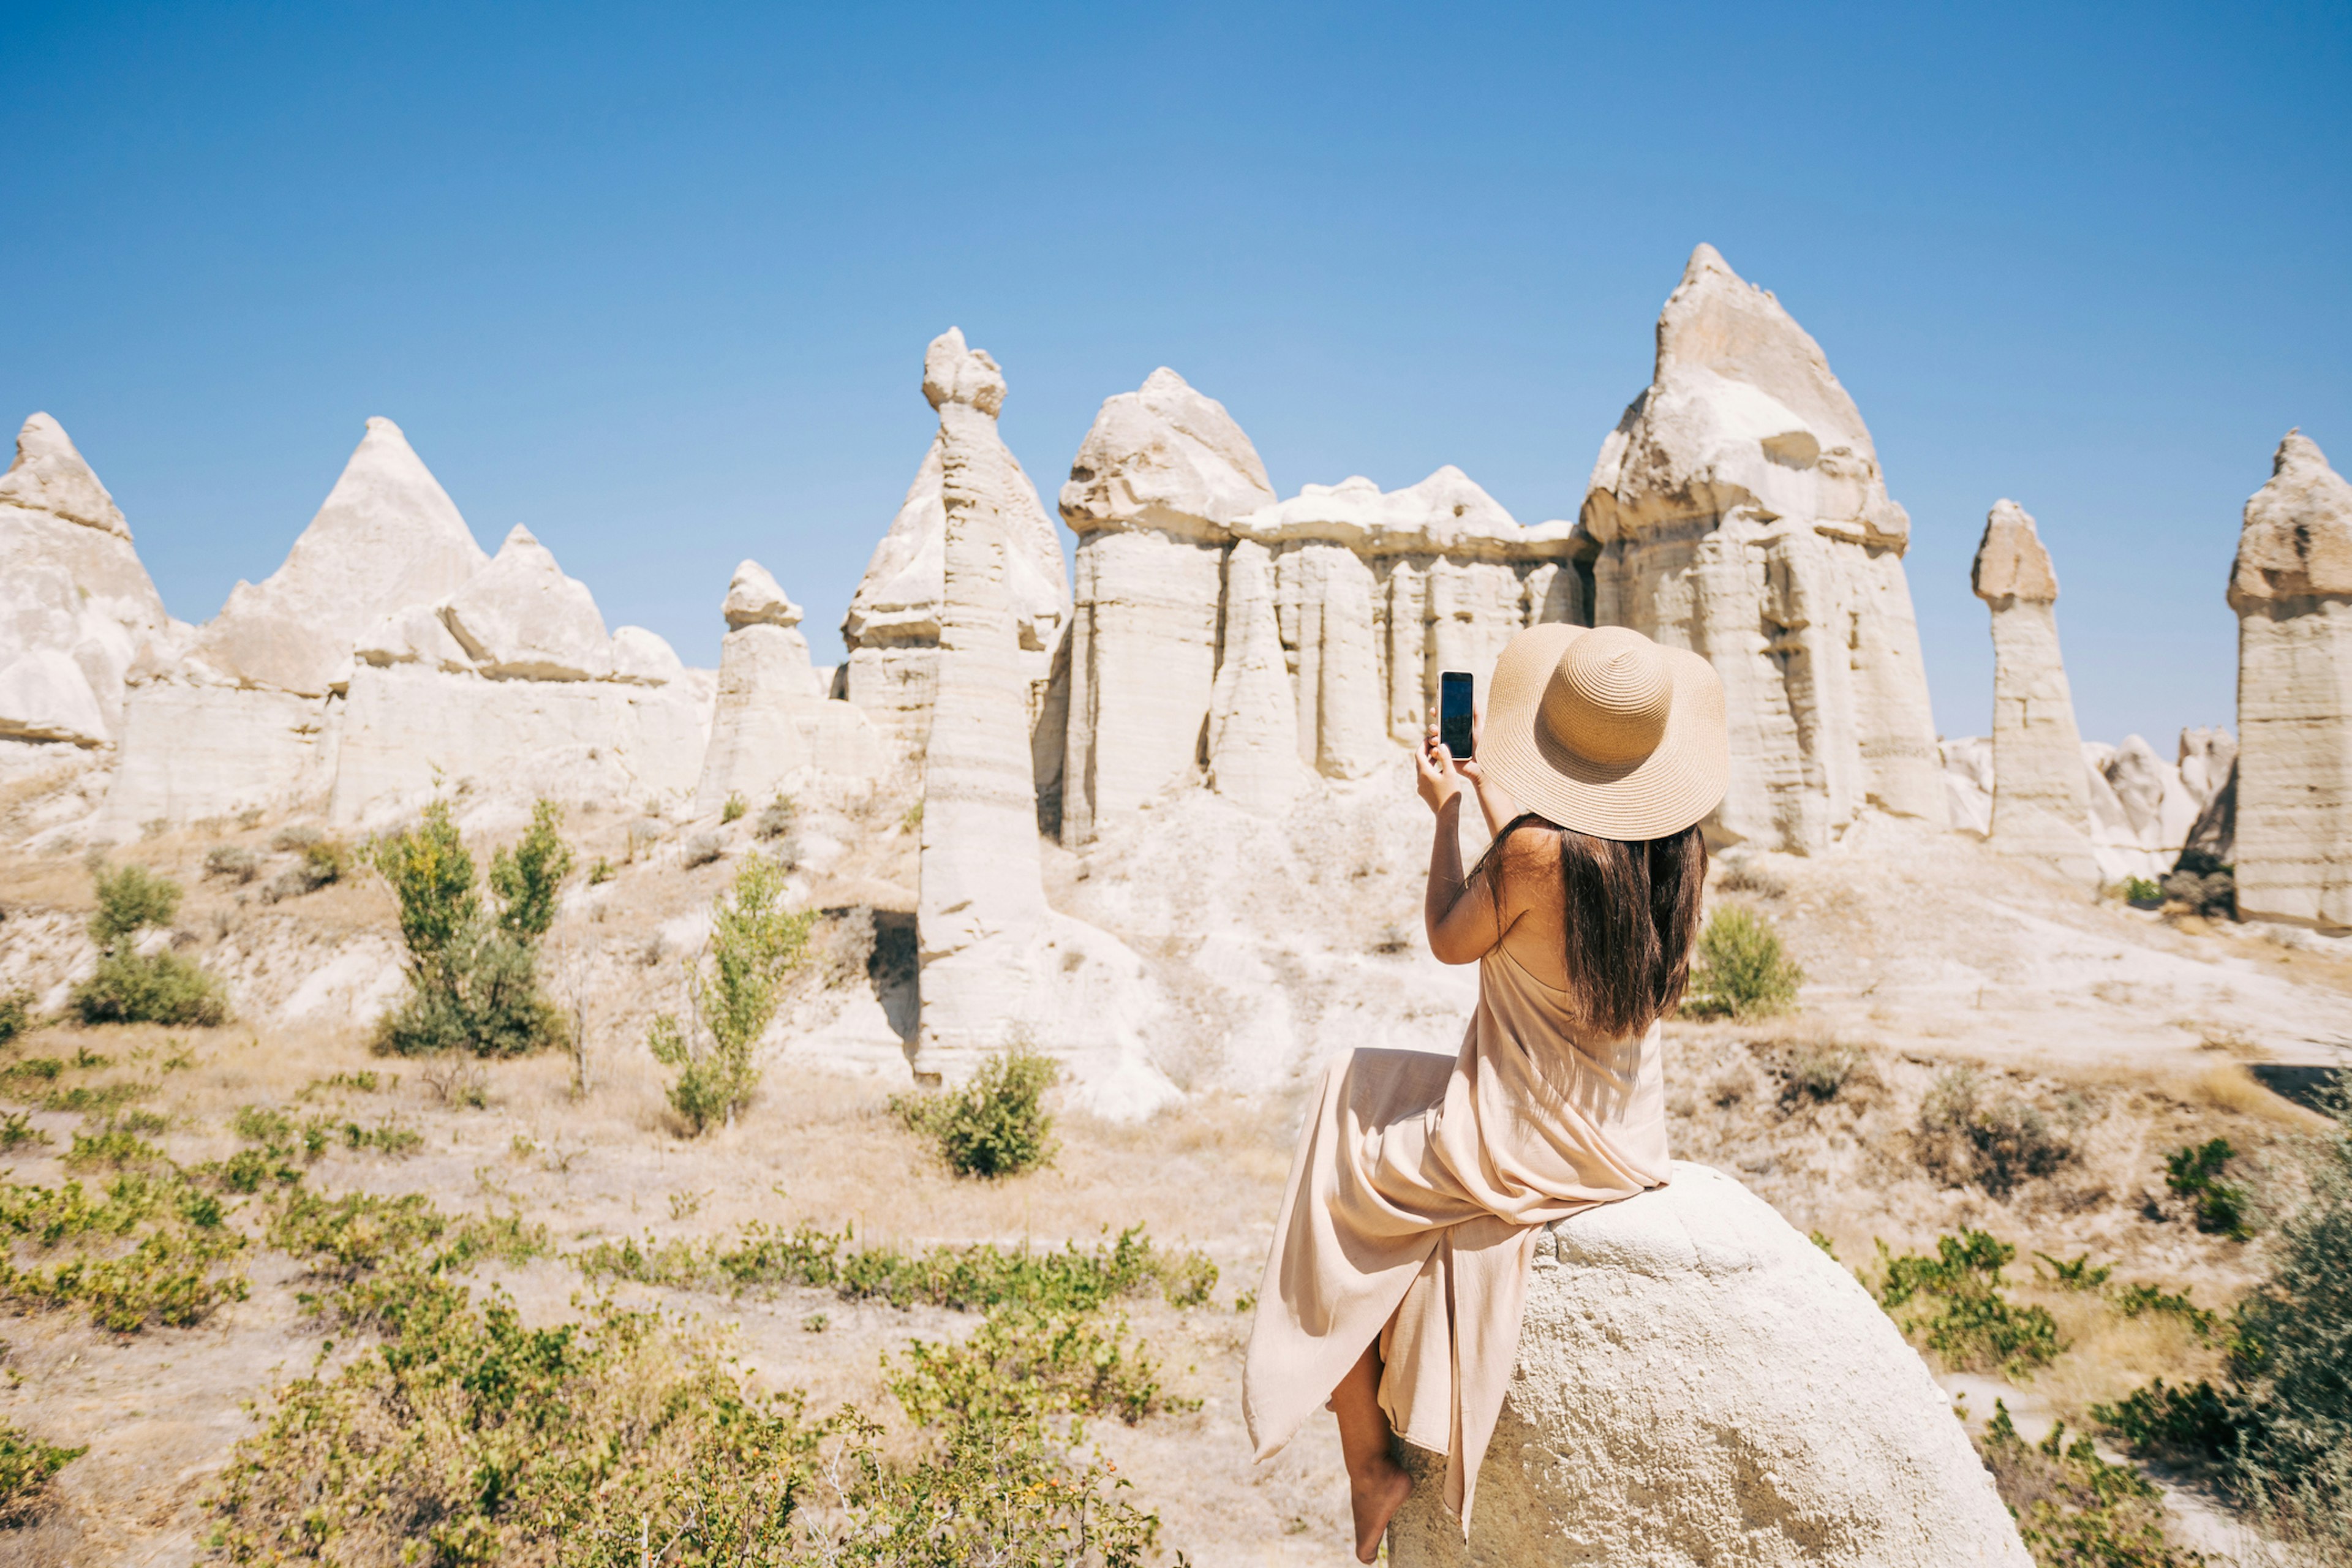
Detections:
0,750,2346,1566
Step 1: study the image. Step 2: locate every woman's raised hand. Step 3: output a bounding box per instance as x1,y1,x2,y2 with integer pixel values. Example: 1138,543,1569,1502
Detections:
1415,706,1461,815
1458,700,1520,834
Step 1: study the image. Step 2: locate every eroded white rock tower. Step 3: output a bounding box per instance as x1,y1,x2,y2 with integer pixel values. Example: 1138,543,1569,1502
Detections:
1972,500,2098,886
1581,244,1945,853
2230,431,2352,930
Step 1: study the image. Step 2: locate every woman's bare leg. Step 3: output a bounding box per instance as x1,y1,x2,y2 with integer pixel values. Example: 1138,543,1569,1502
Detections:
1332,1340,1412,1562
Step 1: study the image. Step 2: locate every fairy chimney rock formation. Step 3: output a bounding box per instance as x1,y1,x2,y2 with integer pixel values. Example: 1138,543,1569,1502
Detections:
1582,244,1945,853
192,417,488,696
2228,431,2352,929
1059,368,1276,843
916,333,1056,1076
841,331,1068,756
439,526,613,682
694,557,879,816
1389,1163,2032,1567
1970,500,2098,885
0,413,174,745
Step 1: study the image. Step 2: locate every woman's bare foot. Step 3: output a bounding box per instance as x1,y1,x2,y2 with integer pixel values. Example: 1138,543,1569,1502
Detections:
1349,1455,1412,1562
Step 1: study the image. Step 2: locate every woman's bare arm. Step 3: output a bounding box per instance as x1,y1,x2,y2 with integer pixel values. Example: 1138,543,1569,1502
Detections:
1416,707,1512,965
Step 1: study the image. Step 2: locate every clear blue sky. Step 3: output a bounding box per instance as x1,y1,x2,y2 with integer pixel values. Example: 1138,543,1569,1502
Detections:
4,1,2345,750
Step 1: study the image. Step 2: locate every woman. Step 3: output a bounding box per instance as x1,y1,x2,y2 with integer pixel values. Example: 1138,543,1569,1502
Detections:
1243,623,1728,1561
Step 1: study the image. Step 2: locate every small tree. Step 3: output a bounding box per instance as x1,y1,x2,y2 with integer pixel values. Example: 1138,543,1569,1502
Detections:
372,801,566,1058
648,854,813,1133
1683,906,1804,1019
69,858,227,1027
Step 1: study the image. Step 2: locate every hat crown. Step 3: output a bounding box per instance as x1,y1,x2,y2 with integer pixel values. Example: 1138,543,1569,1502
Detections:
1542,627,1672,766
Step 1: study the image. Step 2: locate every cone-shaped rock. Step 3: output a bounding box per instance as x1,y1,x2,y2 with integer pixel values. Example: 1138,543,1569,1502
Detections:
723,559,803,630
0,413,172,744
841,331,1068,754
2229,431,2352,929
1058,368,1276,843
194,417,488,695
1582,245,1944,853
1970,500,2097,885
439,525,611,682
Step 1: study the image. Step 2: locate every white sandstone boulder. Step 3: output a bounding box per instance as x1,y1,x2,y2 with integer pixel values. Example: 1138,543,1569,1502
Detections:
610,626,685,686
722,560,802,630
439,525,612,682
192,417,488,696
1389,1162,2031,1567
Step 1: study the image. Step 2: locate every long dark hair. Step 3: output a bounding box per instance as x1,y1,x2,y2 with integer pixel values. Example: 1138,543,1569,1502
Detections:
1482,815,1708,1038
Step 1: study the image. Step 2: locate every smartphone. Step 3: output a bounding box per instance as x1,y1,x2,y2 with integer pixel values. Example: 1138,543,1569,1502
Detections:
1439,671,1474,761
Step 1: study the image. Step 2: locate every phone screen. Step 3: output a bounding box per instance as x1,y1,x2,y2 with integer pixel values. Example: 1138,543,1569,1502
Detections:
1439,672,1474,761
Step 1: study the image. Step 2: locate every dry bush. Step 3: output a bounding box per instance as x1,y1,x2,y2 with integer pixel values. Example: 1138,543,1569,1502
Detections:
1917,1066,2074,1197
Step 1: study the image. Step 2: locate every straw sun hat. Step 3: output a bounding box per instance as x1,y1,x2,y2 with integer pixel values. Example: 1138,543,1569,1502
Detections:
1468,624,1728,842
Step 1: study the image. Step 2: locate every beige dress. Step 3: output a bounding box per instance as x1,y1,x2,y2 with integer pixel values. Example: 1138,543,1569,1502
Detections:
1242,943,1670,1527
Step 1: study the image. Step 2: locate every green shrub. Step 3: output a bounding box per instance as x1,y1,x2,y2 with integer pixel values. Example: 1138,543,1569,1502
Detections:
586,856,614,886
0,989,31,1047
2094,1379,2241,1466
2165,1139,2250,1238
0,1169,249,1332
63,1129,161,1171
892,1042,1060,1180
2121,875,2164,904
1918,1067,2072,1197
647,854,812,1133
69,859,227,1027
1873,1230,2065,1376
887,1302,1185,1428
720,791,747,824
262,837,350,903
2224,1114,2352,1541
0,1423,83,1525
374,921,563,1058
70,948,228,1027
1977,1401,2203,1567
86,856,181,946
0,1113,47,1152
1682,906,1803,1018
371,800,568,1058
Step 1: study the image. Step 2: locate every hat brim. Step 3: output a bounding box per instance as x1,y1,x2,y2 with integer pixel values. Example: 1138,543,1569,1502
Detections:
1472,624,1728,842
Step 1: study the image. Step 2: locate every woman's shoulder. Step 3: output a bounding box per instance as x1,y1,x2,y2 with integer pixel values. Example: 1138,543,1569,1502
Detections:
1489,815,1560,898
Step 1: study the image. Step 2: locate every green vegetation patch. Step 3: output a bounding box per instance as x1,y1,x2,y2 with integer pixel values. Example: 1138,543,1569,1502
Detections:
1977,1401,2206,1568
69,858,228,1028
891,1041,1060,1179
1872,1230,2065,1376
1682,906,1803,1019
0,1423,85,1526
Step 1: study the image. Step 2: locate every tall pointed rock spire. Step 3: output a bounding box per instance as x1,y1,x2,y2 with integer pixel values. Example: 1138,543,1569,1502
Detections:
194,417,488,695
